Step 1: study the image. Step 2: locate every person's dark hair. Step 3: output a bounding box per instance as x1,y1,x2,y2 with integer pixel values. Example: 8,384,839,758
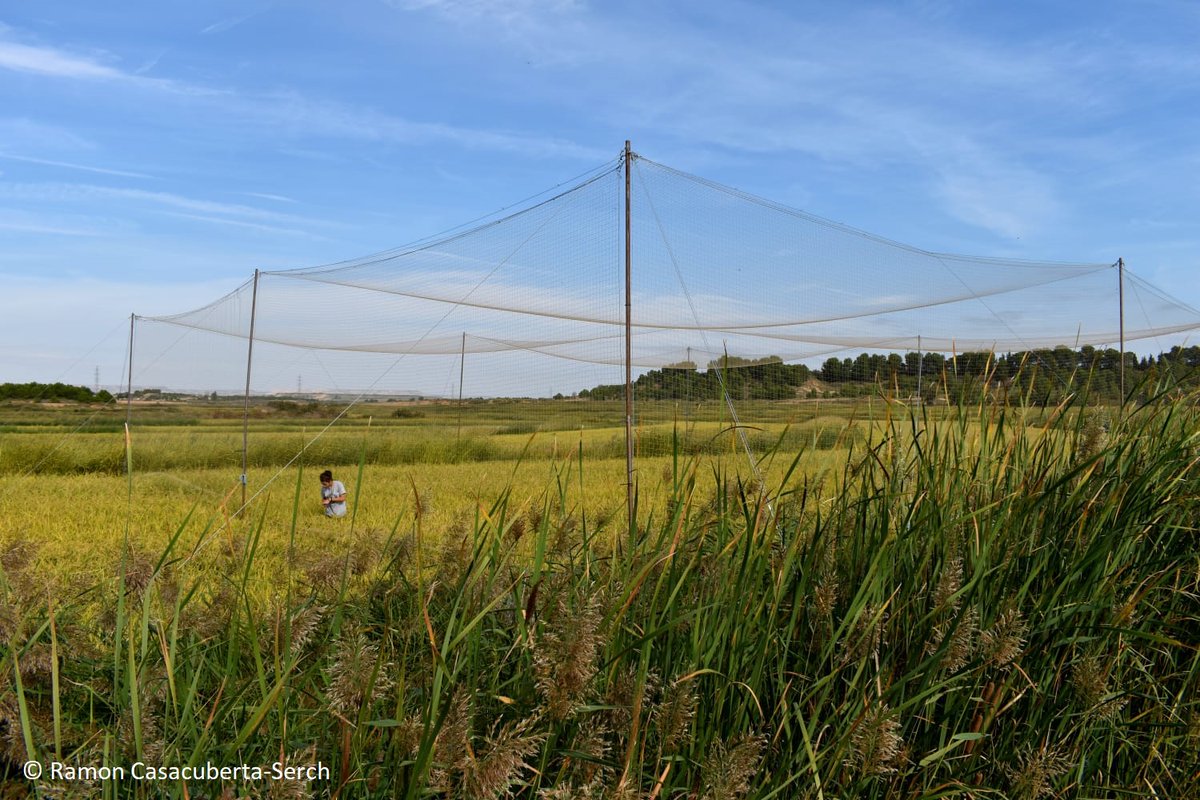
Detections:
319,470,333,482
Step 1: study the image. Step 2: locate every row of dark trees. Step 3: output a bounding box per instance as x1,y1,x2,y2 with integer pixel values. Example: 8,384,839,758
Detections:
582,356,814,401
580,344,1200,403
0,382,114,402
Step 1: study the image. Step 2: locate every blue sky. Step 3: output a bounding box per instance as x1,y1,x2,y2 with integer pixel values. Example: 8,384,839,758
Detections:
4,0,1200,390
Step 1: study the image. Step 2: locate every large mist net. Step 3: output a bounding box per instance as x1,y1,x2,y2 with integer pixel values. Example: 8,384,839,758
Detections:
131,150,1200,482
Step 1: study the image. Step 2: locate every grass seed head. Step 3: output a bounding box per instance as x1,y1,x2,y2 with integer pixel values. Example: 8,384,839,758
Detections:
651,675,698,753
1070,653,1127,721
567,717,612,785
926,605,977,673
327,630,394,719
980,608,1027,669
933,555,963,611
842,601,888,663
846,702,905,778
699,733,767,800
531,586,603,720
433,691,475,787
1003,743,1072,799
462,716,546,800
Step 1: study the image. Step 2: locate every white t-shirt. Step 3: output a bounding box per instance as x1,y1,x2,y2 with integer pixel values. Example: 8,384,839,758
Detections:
322,480,347,517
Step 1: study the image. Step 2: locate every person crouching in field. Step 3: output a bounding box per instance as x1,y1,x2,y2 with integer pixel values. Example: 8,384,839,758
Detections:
319,470,348,518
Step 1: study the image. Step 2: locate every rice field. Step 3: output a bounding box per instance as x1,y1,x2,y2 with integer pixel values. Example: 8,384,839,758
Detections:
0,393,1197,797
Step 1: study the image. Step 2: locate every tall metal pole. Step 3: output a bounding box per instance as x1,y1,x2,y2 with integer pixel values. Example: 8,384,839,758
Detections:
1118,258,1126,405
457,331,466,441
624,140,635,537
916,334,923,404
241,269,261,509
126,313,135,426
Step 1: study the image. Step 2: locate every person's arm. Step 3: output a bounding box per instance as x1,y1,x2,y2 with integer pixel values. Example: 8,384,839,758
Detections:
332,482,347,503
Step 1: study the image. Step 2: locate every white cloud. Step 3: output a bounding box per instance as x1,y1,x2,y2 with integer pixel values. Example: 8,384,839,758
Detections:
0,182,337,229
0,152,154,179
0,38,124,80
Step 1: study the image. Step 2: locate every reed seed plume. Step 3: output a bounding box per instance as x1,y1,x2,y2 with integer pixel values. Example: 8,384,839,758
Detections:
926,605,977,673
349,527,389,576
431,691,475,790
1004,743,1073,799
531,586,603,720
300,549,347,597
651,675,698,753
326,630,394,719
698,733,767,800
843,601,888,663
1077,414,1110,461
272,601,323,656
1070,653,1127,721
269,746,319,799
846,702,905,778
566,717,612,786
932,555,963,611
462,716,546,800
980,608,1027,669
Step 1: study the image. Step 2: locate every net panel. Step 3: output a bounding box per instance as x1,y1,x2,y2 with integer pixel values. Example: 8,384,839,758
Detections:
128,150,1200,483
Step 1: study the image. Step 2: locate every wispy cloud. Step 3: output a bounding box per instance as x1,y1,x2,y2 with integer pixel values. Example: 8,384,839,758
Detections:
0,211,109,237
242,191,298,204
0,38,124,79
0,28,229,99
200,12,263,35
386,0,581,28
0,182,340,235
158,211,330,239
0,152,154,179
0,117,95,151
241,90,608,160
0,24,600,161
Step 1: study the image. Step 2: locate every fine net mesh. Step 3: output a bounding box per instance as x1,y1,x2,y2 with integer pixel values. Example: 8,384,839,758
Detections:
131,151,1200,477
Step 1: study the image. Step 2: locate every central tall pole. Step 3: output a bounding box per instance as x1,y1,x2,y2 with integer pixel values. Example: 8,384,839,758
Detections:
916,334,923,404
1118,258,1126,405
241,269,261,510
624,140,635,537
457,331,466,441
126,313,135,427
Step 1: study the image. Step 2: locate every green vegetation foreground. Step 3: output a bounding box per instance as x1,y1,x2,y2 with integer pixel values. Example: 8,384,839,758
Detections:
2,395,1199,798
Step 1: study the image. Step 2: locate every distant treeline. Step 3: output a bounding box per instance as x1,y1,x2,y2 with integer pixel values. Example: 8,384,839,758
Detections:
582,345,1200,402
0,382,114,402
